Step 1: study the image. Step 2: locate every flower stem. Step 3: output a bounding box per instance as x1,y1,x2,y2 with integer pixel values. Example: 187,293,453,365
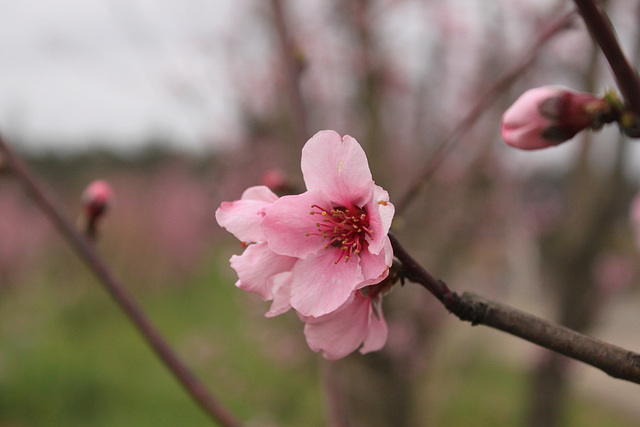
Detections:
0,136,242,427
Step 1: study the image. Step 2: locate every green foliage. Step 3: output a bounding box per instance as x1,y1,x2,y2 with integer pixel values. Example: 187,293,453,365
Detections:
0,252,635,426
0,255,323,426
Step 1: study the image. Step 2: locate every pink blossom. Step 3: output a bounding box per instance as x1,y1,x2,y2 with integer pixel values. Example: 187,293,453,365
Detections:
216,130,395,358
216,185,297,315
301,289,387,360
260,130,394,317
501,86,606,150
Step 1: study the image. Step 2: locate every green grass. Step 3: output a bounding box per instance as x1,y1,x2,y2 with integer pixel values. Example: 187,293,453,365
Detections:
1,254,637,426
0,255,323,426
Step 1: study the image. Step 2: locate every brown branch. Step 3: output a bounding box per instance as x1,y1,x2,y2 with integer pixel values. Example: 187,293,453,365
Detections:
270,0,310,144
573,0,640,115
389,233,640,384
0,136,243,427
396,8,576,214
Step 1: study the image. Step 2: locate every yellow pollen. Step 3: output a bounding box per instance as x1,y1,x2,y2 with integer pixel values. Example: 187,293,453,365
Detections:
378,200,388,206
305,232,310,236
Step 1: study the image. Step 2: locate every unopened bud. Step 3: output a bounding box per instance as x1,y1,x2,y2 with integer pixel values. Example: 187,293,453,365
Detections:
261,168,289,194
82,179,113,239
501,86,611,150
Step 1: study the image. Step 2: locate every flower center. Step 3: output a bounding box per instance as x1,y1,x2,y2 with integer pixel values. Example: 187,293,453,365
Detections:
306,204,374,264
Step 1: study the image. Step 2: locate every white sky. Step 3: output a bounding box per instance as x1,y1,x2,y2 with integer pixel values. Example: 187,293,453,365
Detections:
0,0,245,152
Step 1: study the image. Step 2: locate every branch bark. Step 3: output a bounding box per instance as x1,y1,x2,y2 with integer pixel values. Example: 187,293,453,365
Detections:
389,233,640,384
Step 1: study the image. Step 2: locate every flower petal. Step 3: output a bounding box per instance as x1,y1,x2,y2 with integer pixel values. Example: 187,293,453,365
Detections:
241,185,279,203
261,189,332,258
301,131,374,209
265,271,292,318
290,248,364,317
230,242,297,300
364,186,395,255
216,186,279,243
359,236,392,284
303,292,371,360
359,300,388,355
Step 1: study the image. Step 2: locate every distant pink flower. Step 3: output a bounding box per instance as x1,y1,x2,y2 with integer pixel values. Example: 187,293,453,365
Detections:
216,130,394,320
501,86,607,150
261,168,289,193
302,288,387,360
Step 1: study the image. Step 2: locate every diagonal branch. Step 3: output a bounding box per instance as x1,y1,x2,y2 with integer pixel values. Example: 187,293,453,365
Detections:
396,8,576,214
389,233,640,384
0,136,243,427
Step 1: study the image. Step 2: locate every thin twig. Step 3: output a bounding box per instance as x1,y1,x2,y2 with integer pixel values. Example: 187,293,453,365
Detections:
389,233,640,384
0,136,243,427
573,0,640,115
395,9,576,214
270,0,309,144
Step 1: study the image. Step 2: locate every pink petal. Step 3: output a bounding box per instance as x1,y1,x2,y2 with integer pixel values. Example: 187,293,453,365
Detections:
240,185,279,203
265,271,293,317
364,185,395,255
303,292,371,360
215,186,279,242
290,248,364,317
261,189,332,258
230,242,297,300
359,301,388,355
302,291,388,360
301,131,374,209
359,236,392,284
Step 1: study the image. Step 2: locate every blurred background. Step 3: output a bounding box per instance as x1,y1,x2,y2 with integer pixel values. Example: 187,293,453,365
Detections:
2,0,640,425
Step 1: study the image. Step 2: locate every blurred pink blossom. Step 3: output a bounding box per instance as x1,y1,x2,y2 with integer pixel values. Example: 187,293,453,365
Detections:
501,86,607,150
216,130,395,359
82,179,113,238
260,168,289,193
592,253,634,296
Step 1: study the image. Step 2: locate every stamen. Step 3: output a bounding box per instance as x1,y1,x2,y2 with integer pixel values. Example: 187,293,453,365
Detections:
307,204,372,264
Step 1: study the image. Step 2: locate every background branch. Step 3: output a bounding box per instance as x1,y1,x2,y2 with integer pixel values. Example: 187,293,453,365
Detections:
395,8,576,214
0,136,242,427
389,233,640,385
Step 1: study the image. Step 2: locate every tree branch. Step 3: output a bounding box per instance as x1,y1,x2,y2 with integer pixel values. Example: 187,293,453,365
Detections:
573,0,640,115
270,0,310,144
395,8,576,214
0,136,243,427
389,233,640,384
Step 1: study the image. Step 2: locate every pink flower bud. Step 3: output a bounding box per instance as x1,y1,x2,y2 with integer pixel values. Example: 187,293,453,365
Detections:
501,86,607,150
82,179,113,238
260,168,289,193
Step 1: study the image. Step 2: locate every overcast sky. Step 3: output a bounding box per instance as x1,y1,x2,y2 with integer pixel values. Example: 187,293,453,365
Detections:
0,0,247,152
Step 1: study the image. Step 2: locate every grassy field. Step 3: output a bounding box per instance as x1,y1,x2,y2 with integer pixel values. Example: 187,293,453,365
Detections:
1,250,637,426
